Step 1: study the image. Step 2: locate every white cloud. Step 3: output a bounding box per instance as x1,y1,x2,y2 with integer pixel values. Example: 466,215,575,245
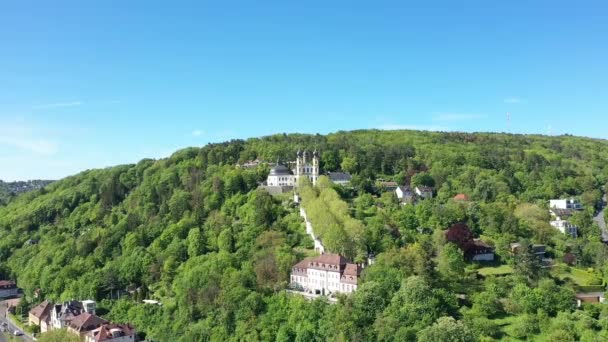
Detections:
0,136,57,155
191,129,204,137
0,120,59,155
504,97,525,104
378,124,450,132
32,101,82,109
433,113,486,121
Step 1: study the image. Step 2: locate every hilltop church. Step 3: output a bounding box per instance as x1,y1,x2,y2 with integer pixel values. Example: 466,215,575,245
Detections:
266,150,320,187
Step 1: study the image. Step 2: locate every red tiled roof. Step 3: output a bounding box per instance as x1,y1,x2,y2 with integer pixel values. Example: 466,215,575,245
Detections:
343,263,361,276
313,254,349,266
89,323,136,341
68,312,108,332
29,300,52,321
453,193,470,201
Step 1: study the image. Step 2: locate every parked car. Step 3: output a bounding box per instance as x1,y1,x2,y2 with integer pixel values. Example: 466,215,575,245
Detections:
13,329,23,336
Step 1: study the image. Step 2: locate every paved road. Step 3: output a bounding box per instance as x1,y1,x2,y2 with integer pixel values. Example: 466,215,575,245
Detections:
594,194,608,242
0,302,34,342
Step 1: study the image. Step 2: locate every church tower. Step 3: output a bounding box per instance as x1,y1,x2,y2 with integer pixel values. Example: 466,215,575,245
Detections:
296,149,303,179
312,149,319,185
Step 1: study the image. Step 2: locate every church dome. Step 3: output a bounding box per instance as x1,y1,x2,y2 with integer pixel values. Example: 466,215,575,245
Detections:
269,164,293,176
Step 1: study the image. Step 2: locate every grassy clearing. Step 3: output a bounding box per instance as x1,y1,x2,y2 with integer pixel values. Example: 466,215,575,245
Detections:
551,264,601,286
477,264,514,276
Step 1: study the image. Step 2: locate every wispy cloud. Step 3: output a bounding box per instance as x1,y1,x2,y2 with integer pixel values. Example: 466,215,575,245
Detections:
0,120,58,155
32,101,82,109
432,113,486,122
378,124,450,132
504,97,525,104
191,129,204,137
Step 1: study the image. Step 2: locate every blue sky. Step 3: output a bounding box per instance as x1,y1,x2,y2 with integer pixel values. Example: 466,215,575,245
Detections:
1,1,607,180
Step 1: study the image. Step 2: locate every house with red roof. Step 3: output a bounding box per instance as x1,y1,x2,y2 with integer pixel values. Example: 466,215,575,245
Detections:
67,312,108,338
290,253,361,295
86,323,136,342
28,300,53,332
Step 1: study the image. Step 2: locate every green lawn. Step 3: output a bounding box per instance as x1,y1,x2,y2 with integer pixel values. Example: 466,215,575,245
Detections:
551,264,600,286
477,264,514,276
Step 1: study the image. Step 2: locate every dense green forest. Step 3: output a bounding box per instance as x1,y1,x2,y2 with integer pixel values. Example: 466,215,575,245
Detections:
2,129,608,341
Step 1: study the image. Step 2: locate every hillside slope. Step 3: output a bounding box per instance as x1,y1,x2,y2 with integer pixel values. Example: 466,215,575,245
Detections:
1,129,608,341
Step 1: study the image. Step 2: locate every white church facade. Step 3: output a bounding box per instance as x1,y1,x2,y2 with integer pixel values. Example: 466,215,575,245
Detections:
266,150,320,187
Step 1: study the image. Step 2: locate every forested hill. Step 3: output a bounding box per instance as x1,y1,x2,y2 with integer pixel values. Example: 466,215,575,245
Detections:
1,129,608,341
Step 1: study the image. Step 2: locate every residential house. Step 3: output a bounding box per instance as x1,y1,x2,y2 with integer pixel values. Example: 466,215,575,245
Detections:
86,323,136,342
28,300,53,333
290,254,361,295
549,198,583,210
377,180,398,192
395,186,415,205
67,312,108,338
82,300,97,315
51,300,86,330
550,219,578,238
415,186,433,199
575,293,606,308
549,208,574,221
328,172,352,186
468,239,495,261
0,280,19,298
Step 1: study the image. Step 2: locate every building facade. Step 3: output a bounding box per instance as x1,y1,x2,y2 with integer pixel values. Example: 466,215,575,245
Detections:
290,254,360,295
415,186,434,200
28,300,52,333
395,186,415,204
265,150,320,187
550,219,578,237
549,198,582,210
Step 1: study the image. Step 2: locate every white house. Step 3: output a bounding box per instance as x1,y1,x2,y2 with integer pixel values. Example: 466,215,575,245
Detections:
51,300,95,330
550,219,578,238
415,186,433,199
549,198,582,210
290,254,360,295
395,186,415,204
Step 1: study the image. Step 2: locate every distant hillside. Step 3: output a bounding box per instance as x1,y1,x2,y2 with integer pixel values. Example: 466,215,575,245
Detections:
0,179,54,205
1,129,608,341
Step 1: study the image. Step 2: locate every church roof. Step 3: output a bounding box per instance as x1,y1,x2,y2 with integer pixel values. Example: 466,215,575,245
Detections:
269,164,293,176
328,172,352,182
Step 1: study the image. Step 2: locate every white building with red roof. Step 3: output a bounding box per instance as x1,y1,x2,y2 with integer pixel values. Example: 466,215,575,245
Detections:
290,253,361,295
